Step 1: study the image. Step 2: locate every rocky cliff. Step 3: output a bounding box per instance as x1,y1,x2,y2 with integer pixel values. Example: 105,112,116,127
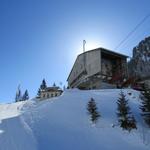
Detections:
129,36,150,79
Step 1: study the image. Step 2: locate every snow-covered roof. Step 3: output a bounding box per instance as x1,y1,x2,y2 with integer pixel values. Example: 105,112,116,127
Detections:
41,86,62,92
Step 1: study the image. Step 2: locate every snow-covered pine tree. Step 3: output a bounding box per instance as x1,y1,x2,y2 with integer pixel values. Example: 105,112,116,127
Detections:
116,91,137,131
36,88,41,98
87,98,100,124
40,79,47,90
15,86,22,102
53,82,56,87
36,79,47,98
22,90,29,101
140,84,150,127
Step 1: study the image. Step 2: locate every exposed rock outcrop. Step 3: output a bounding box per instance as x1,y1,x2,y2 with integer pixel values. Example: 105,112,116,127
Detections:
129,36,150,79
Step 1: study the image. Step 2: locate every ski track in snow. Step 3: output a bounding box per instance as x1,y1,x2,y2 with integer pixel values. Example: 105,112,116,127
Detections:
0,89,150,150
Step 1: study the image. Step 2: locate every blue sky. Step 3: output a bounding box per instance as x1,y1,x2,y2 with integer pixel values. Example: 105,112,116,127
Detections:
0,0,150,102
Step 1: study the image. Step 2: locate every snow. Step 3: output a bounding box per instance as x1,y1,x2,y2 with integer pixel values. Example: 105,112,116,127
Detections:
0,101,25,121
0,89,150,150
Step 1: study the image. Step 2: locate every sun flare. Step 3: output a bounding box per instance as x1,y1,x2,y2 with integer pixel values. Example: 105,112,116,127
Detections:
75,40,105,55
85,41,100,51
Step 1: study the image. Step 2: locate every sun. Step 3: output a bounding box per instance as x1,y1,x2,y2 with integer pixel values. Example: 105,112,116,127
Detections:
85,41,100,51
86,42,99,50
75,40,103,55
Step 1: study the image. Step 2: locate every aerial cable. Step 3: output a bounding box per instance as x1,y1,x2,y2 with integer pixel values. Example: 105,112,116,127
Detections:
115,14,150,50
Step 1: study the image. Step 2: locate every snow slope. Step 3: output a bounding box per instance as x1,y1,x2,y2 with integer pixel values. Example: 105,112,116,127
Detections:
0,89,150,150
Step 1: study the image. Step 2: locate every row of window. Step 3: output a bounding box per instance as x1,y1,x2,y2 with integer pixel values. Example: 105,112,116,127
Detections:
42,93,59,98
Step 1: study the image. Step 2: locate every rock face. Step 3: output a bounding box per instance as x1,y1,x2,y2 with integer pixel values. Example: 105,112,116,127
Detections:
129,36,150,79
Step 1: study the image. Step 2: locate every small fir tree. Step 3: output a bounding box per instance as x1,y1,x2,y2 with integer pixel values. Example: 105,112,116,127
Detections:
15,86,22,102
36,79,47,98
140,84,150,127
22,90,29,101
36,88,41,98
87,98,100,124
40,79,47,90
116,91,137,131
53,82,56,87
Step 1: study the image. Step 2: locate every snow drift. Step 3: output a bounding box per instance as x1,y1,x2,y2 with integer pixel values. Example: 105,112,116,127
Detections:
0,89,150,150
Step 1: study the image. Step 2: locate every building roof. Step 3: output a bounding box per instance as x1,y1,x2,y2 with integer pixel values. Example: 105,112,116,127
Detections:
78,47,128,58
67,47,128,81
41,86,62,92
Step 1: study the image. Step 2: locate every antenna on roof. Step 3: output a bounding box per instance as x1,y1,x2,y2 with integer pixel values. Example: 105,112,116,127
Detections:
83,40,86,53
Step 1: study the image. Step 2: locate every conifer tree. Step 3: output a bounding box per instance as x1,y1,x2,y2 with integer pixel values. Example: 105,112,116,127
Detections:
116,91,137,131
140,84,150,127
36,88,41,98
15,86,22,102
40,79,47,90
87,98,100,124
53,82,56,87
36,79,47,98
22,90,29,101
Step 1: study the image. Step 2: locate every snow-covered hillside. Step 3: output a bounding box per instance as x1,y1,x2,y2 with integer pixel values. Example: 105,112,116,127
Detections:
0,89,150,150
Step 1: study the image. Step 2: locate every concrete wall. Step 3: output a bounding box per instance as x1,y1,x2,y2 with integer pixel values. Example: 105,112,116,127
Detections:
86,50,101,76
68,54,85,86
68,50,101,87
